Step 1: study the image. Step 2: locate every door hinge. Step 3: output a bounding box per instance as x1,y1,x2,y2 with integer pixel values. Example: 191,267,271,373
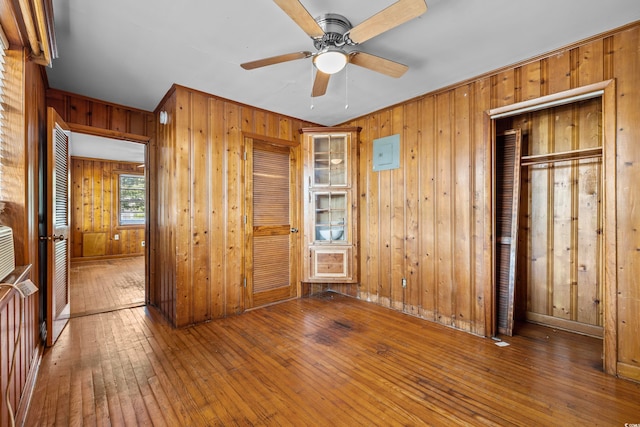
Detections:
244,215,247,224
244,151,247,161
243,277,247,288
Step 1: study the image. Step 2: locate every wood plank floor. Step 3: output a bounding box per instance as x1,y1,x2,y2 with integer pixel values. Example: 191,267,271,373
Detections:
70,257,145,317
26,293,640,426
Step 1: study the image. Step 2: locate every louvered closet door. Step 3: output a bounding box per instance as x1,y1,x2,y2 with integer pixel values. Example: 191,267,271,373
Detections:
245,140,298,308
46,107,71,346
495,130,522,336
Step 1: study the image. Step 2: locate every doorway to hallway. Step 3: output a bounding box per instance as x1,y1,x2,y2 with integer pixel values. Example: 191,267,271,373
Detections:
70,257,145,317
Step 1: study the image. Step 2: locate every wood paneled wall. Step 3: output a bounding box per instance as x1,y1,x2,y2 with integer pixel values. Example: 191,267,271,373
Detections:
0,45,45,427
70,158,145,260
150,85,315,327
340,23,640,381
0,267,37,425
46,89,154,138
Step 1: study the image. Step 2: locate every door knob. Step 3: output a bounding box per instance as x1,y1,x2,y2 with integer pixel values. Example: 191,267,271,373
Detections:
290,228,299,233
39,234,65,241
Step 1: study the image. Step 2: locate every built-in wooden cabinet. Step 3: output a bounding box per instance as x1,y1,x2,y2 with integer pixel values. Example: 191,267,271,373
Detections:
301,127,360,283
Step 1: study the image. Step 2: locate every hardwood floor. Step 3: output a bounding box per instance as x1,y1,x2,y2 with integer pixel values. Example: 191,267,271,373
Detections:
26,293,640,426
70,257,145,317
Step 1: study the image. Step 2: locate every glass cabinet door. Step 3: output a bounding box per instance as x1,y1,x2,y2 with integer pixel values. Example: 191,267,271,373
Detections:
313,134,347,186
314,192,347,242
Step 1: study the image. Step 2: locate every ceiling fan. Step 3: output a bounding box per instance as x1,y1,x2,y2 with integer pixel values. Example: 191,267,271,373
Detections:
241,0,428,97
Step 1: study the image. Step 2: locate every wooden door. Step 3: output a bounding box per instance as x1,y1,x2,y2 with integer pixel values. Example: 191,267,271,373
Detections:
495,129,522,336
45,107,71,346
244,139,298,308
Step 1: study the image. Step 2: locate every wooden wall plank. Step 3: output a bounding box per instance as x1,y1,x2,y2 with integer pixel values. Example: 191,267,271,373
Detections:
224,103,242,316
191,91,211,323
102,162,112,235
354,115,372,299
377,110,393,307
453,86,472,331
92,161,103,232
210,98,226,319
577,40,605,87
527,113,551,317
390,106,405,311
551,104,575,320
546,52,572,94
519,62,542,101
493,70,515,108
360,115,382,303
111,107,128,133
71,161,83,257
174,90,194,327
418,95,436,320
70,99,90,126
404,100,421,315
435,92,453,325
90,103,109,129
473,78,492,336
82,160,93,232
359,114,380,303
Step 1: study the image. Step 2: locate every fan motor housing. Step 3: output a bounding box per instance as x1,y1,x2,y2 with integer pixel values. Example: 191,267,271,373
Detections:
314,13,353,49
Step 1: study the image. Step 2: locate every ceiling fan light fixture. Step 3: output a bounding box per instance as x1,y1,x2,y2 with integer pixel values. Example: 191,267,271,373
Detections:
313,49,348,74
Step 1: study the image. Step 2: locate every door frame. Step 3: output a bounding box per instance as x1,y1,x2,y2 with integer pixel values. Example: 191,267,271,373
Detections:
66,124,150,303
486,79,617,375
243,133,301,309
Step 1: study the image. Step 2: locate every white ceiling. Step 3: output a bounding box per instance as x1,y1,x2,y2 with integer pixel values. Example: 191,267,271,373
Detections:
47,0,640,126
70,133,145,163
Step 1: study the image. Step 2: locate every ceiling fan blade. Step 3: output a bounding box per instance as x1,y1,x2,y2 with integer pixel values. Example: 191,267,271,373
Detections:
349,52,408,78
312,71,330,97
347,0,427,44
241,51,312,70
273,0,325,39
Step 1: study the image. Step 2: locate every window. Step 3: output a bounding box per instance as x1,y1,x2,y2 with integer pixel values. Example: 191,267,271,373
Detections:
119,174,145,225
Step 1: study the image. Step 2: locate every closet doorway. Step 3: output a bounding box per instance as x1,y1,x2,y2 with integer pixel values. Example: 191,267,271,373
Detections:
492,88,612,338
69,133,147,317
490,79,617,374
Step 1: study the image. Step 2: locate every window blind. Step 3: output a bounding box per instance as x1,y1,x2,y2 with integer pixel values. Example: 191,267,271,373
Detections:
0,25,7,200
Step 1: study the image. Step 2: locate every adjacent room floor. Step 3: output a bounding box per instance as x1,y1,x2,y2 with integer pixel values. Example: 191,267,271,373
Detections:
69,256,145,317
26,293,640,426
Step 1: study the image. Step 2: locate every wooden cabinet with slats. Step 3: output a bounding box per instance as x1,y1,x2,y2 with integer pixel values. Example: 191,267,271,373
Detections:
301,127,360,283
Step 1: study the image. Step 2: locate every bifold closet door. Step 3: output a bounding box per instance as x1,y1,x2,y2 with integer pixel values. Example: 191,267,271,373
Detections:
495,130,522,336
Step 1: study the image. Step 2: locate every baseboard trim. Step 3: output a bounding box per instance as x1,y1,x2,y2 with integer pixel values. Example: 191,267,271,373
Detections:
71,253,144,263
526,312,603,338
617,362,640,383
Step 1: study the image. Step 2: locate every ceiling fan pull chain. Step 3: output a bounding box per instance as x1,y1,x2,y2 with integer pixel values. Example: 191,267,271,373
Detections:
310,63,315,109
345,66,349,110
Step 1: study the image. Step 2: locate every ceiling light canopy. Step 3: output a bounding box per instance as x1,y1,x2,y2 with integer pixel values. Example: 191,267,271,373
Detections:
313,48,348,74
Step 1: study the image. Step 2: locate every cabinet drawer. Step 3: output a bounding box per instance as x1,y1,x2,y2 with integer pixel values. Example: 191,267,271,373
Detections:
309,246,353,282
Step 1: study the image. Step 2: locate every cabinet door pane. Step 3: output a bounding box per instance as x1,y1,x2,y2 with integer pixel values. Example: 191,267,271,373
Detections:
312,135,347,186
314,192,346,242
